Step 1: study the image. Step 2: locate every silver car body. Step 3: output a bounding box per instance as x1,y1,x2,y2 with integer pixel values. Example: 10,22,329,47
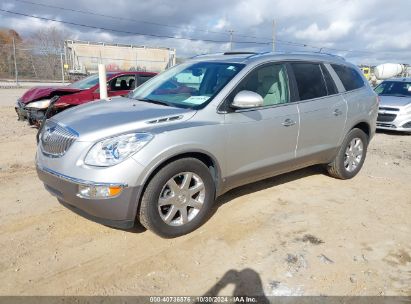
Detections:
375,78,411,132
36,52,378,228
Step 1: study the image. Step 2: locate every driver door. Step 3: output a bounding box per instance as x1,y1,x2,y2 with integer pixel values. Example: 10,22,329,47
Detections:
223,63,300,188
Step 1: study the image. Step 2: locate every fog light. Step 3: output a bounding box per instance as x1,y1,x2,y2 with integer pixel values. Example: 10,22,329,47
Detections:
402,121,411,128
78,184,123,199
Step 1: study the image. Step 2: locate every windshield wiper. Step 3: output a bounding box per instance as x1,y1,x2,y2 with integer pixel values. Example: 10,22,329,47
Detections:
136,98,172,107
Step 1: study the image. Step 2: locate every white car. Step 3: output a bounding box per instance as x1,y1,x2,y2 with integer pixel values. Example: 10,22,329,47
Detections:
375,78,411,133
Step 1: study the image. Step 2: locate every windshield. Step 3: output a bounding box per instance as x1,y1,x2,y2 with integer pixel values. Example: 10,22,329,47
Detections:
375,81,411,97
130,61,244,108
68,73,114,90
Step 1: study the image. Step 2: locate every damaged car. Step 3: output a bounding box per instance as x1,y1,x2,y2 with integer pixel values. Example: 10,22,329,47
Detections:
15,71,156,126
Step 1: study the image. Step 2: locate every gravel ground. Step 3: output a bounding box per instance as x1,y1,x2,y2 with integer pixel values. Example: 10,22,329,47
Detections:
0,89,410,296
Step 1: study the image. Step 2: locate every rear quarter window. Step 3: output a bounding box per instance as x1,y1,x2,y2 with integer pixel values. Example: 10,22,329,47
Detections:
331,64,365,91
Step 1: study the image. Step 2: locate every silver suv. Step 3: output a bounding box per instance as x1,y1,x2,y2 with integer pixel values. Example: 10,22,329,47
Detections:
36,52,378,237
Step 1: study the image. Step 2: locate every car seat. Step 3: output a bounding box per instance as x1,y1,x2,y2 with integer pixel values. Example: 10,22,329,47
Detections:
129,78,135,89
120,79,128,90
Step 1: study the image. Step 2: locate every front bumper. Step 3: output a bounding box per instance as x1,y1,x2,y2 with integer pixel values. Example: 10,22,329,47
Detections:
15,101,46,125
15,100,28,121
37,165,142,229
376,109,411,132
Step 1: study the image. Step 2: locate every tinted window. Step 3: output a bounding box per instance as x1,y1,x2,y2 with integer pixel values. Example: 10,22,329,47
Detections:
291,63,328,100
374,81,411,97
331,64,364,91
137,75,153,87
229,63,289,107
321,65,338,95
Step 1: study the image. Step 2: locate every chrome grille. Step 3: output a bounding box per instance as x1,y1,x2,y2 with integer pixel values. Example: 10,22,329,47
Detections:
40,121,78,157
379,107,399,112
377,113,397,122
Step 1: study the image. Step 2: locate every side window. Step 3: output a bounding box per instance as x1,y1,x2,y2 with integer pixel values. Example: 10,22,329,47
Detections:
321,65,338,95
137,75,154,87
331,64,365,91
291,63,328,101
229,63,290,107
110,75,135,91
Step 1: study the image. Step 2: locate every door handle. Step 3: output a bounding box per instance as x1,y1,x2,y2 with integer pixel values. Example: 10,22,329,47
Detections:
333,109,343,116
282,118,296,127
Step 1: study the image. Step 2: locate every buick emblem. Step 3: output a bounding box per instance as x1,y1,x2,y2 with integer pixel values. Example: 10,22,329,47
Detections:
42,126,56,143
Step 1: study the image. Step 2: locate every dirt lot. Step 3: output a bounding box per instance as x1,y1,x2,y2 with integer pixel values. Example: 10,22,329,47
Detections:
0,88,410,296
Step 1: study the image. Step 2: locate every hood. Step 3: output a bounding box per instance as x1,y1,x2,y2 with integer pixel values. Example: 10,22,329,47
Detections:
379,95,411,108
20,86,81,104
52,97,196,141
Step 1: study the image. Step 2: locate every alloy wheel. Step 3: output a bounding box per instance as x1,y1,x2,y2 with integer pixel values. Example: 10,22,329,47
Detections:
158,172,205,226
344,137,364,172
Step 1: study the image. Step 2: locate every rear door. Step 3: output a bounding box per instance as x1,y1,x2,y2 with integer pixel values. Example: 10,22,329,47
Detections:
136,74,155,88
223,63,300,187
290,62,347,163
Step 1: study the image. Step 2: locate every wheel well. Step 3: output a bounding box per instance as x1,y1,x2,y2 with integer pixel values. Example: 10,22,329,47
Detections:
141,152,220,198
352,122,370,138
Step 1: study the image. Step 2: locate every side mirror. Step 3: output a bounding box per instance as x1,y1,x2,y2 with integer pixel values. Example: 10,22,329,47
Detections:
231,90,263,109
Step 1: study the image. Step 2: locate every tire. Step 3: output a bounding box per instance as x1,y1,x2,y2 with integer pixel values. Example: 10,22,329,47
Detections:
139,158,215,238
327,128,368,179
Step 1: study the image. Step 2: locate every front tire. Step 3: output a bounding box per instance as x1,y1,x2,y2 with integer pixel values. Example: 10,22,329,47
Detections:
327,128,368,179
139,158,215,238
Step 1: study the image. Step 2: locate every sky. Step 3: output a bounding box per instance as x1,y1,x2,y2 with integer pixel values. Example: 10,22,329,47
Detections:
0,0,410,64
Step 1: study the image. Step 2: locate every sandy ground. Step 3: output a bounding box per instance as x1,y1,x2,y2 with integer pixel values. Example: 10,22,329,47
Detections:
0,88,410,296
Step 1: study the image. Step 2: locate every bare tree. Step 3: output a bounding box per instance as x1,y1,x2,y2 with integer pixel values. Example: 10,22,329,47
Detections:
26,26,70,79
0,29,22,78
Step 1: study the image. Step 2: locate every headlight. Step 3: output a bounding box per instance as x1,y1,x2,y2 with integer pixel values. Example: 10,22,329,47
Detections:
84,132,153,167
25,99,51,109
404,104,411,114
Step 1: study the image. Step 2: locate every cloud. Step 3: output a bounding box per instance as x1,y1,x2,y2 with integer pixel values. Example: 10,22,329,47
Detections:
294,20,353,42
0,0,410,64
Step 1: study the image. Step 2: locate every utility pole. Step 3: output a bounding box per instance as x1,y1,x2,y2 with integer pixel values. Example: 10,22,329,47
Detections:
272,20,276,52
12,36,19,87
228,30,234,51
60,53,65,84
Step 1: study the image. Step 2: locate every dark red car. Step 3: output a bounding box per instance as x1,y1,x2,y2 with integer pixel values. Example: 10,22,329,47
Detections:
15,71,156,126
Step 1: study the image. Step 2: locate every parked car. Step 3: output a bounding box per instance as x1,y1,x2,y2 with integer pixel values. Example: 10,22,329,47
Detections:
15,71,156,126
36,52,378,237
374,78,411,133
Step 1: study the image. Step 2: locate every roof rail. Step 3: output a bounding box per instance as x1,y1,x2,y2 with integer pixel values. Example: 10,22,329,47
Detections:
279,50,346,61
223,51,258,55
190,52,224,59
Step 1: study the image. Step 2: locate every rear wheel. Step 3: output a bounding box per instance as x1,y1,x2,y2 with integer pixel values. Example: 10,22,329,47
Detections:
139,158,215,237
327,128,368,179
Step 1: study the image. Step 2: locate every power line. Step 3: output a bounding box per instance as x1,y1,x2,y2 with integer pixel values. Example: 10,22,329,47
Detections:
0,8,273,45
0,7,374,55
8,0,359,49
11,0,260,39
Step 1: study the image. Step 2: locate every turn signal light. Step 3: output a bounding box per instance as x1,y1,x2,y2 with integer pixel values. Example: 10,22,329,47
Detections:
78,184,123,199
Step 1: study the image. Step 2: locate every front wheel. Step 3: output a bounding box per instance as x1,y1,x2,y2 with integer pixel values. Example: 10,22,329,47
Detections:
327,128,368,179
138,158,215,238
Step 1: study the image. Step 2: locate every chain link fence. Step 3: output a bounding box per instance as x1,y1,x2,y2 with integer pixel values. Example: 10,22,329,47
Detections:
0,42,65,87
0,40,175,88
